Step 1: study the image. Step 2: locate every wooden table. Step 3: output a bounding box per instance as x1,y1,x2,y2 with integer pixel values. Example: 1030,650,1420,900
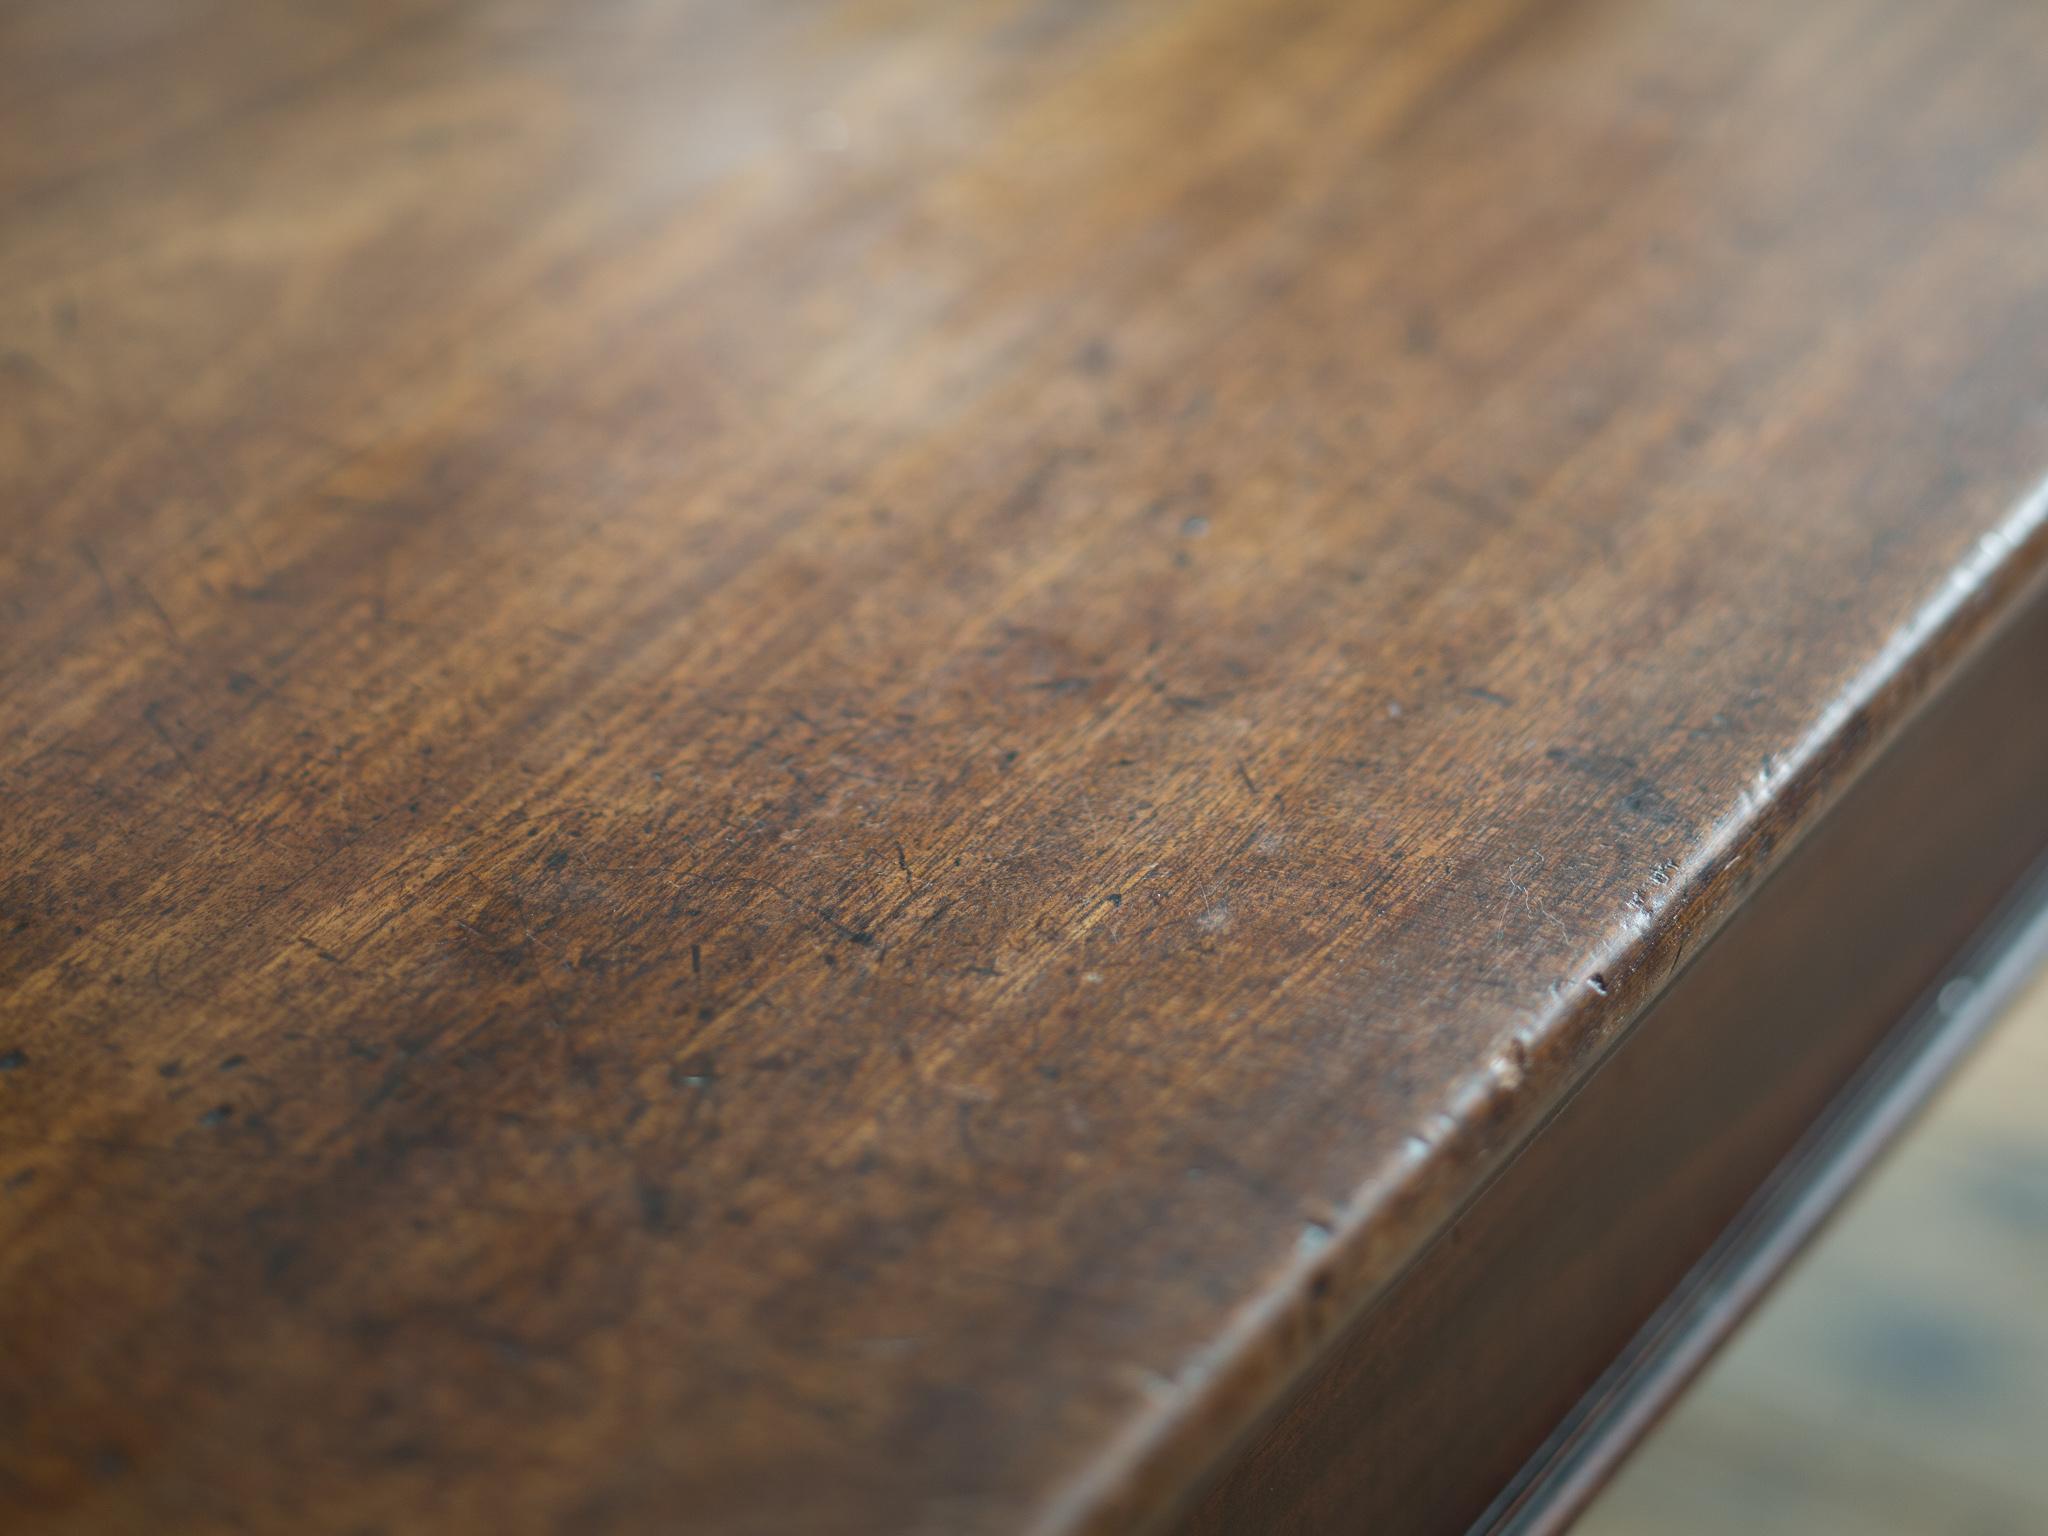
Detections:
6,2,2048,1532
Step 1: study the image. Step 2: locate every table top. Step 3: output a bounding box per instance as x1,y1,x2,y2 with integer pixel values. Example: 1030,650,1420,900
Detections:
5,1,2048,1532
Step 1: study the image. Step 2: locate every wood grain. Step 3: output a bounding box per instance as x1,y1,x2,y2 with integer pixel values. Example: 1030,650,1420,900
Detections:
5,1,2048,1532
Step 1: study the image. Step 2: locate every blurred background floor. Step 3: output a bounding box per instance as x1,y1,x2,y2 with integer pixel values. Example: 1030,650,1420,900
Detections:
1576,956,2048,1536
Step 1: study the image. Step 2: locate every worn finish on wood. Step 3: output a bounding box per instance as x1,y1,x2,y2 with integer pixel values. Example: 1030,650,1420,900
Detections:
1178,576,2048,1535
5,2,2048,1533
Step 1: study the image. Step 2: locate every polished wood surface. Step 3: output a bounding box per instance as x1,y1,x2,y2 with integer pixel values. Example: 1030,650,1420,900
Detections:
5,2,2048,1533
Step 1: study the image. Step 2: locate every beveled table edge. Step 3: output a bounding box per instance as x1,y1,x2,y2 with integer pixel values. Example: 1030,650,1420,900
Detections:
1042,476,2048,1536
